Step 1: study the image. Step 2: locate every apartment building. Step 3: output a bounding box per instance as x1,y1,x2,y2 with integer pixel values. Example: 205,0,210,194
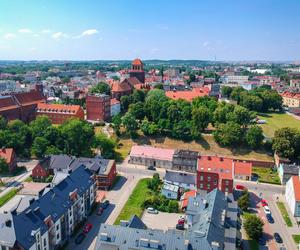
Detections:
281,91,300,108
86,94,111,122
0,166,96,250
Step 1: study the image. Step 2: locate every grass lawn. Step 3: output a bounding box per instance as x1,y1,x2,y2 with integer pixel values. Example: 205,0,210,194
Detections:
115,132,273,162
258,112,300,137
114,178,151,225
24,176,33,182
276,202,293,227
292,235,300,244
252,167,281,185
0,188,18,207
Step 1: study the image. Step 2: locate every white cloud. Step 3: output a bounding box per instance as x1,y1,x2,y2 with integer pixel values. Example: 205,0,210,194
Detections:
3,33,16,39
0,44,10,49
203,41,210,47
74,29,99,38
41,29,52,34
52,32,68,40
18,28,32,34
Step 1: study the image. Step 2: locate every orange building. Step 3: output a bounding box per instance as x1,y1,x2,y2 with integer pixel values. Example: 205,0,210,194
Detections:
36,103,84,124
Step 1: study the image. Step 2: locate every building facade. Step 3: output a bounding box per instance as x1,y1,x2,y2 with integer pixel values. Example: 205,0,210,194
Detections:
129,58,145,83
172,149,199,172
0,166,96,250
36,103,84,124
86,94,111,122
0,148,17,173
281,91,300,108
285,175,300,217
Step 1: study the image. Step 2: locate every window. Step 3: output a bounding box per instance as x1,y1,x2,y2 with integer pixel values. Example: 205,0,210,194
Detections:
44,238,47,246
200,184,203,189
200,175,204,181
56,234,60,239
207,176,211,181
56,225,59,230
207,184,210,189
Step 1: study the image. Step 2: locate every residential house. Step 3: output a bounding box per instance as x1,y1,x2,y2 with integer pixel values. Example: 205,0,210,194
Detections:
164,170,196,190
0,166,96,250
233,161,252,181
278,163,300,184
161,183,179,200
32,155,117,190
129,145,175,169
180,189,197,211
172,149,199,172
94,188,241,250
281,91,300,108
0,148,17,173
285,175,300,217
110,98,121,116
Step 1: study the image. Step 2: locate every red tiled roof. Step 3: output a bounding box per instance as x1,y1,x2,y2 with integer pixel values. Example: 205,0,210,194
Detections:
132,58,143,66
181,190,197,209
37,103,82,114
165,87,210,102
0,148,14,164
281,91,300,100
234,161,252,176
14,90,45,106
127,77,142,86
111,80,132,93
110,98,120,106
292,176,300,202
197,155,233,180
0,96,19,111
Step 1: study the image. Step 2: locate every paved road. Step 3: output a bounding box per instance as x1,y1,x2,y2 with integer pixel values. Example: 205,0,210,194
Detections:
235,180,296,250
66,161,162,250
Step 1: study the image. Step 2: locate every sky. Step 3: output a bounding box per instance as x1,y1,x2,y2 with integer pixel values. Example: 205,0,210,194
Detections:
0,0,299,61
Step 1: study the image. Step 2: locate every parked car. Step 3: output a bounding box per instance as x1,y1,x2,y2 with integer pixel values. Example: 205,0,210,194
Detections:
147,166,156,170
75,233,86,244
147,207,158,214
97,207,104,216
235,184,247,191
100,200,110,209
258,237,266,245
178,218,185,225
176,223,184,230
274,233,283,243
263,206,271,215
83,223,93,234
261,199,268,207
266,214,274,223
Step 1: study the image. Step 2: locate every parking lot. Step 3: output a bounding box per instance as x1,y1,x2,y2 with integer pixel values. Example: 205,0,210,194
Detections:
141,211,182,230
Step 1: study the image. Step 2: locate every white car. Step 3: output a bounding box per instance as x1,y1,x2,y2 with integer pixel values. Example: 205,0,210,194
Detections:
263,206,271,215
147,207,158,214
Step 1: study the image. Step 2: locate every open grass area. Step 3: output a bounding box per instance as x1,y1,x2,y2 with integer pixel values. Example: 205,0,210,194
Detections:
258,112,300,137
114,178,151,225
115,133,273,162
0,188,18,207
292,235,300,244
276,202,293,227
252,167,281,185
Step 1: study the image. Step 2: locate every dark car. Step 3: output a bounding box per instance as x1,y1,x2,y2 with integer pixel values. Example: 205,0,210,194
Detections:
258,237,266,245
266,214,274,223
75,233,85,244
147,166,156,170
100,200,110,209
175,223,184,230
274,233,283,243
97,207,104,216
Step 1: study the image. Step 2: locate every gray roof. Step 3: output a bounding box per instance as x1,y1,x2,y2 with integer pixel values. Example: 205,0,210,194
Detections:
0,166,95,249
164,170,196,185
127,215,147,230
173,149,199,159
282,164,300,175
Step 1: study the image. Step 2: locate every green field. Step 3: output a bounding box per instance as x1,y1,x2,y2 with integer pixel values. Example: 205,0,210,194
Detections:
0,188,18,207
258,112,300,137
276,202,293,227
292,235,300,244
252,167,281,185
114,178,151,225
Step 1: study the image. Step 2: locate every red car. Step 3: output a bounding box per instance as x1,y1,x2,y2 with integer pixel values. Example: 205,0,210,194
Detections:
235,184,247,191
261,199,268,207
83,223,93,234
178,218,185,225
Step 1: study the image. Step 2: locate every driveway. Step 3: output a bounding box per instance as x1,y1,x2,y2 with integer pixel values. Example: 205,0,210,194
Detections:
141,211,182,230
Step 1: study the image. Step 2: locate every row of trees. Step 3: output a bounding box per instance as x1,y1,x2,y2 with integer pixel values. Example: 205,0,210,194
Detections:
0,116,116,159
116,89,265,149
222,86,283,112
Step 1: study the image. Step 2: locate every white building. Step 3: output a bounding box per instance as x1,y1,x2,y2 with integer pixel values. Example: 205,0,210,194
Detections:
222,75,249,84
110,98,121,117
285,175,300,217
161,183,179,200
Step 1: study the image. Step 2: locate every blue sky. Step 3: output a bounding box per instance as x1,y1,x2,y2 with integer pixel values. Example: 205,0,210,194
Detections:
0,0,299,61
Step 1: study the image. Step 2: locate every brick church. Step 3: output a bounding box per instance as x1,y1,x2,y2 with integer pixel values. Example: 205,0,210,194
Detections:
129,58,145,83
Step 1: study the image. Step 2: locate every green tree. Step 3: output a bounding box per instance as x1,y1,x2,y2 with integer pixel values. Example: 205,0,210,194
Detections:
147,173,161,192
154,83,164,89
0,157,9,173
272,127,300,159
30,116,52,138
31,137,49,158
45,145,62,155
221,86,233,98
129,102,145,120
140,119,159,136
237,191,250,212
93,133,116,158
213,103,235,125
90,82,111,95
191,106,210,138
122,112,138,137
246,125,264,149
230,87,246,103
111,114,122,136
244,214,264,240
120,95,133,112
213,122,243,147
0,116,7,130
229,105,252,128
240,94,263,111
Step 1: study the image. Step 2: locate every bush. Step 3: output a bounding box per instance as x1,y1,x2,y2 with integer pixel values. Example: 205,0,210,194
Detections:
238,191,250,212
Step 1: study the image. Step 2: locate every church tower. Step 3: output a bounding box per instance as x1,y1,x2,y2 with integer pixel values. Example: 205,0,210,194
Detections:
129,58,145,83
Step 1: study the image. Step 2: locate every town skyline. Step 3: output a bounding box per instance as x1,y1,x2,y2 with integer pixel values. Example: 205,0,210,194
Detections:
0,0,300,61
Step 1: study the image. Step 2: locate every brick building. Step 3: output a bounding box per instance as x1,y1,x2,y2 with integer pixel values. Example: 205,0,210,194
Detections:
129,58,145,83
86,94,111,122
110,80,133,100
0,88,45,122
36,103,84,124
